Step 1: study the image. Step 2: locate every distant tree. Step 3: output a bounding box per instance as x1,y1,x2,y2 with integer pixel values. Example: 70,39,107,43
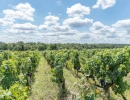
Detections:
47,44,57,50
38,45,46,51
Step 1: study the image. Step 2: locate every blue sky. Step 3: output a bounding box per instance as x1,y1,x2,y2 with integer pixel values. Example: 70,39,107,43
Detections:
0,0,130,43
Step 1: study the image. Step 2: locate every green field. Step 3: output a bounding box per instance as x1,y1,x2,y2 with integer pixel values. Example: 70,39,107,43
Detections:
0,48,130,100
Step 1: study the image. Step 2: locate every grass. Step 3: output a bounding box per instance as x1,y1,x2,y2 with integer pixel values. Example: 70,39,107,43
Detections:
125,73,130,100
64,68,79,93
27,57,59,100
63,68,80,99
28,57,80,100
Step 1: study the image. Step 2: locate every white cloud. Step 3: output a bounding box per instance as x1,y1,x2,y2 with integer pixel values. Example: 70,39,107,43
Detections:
38,15,60,31
44,15,59,26
80,33,90,40
1,2,130,43
90,21,104,30
88,20,130,42
0,18,13,26
3,3,35,21
57,29,78,35
0,18,6,26
112,19,130,28
112,19,130,34
12,23,37,30
4,29,36,34
90,21,117,38
40,26,77,36
67,3,90,18
2,34,40,43
63,17,93,27
42,32,59,36
38,25,48,30
93,0,116,9
4,23,37,34
52,25,70,32
41,30,76,36
38,22,77,36
15,3,35,13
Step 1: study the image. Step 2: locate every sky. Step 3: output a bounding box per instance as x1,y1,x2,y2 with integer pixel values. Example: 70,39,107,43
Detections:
0,0,130,43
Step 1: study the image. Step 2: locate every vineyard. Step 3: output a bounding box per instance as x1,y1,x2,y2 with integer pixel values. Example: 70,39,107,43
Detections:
43,47,130,100
0,51,40,99
0,47,130,100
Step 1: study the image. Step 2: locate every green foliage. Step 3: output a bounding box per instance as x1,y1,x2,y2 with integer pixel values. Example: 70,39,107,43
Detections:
44,50,69,99
0,83,28,100
44,50,67,84
44,47,130,99
84,47,130,99
0,42,130,51
73,52,80,71
0,51,40,99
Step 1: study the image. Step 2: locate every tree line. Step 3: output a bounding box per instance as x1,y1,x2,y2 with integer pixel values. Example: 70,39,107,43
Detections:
0,41,130,51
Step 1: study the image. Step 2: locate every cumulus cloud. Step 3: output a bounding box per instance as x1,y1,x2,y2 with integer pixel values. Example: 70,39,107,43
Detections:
88,20,130,41
38,23,77,36
52,25,70,32
4,23,37,34
80,33,90,40
3,3,35,21
12,23,37,30
44,15,59,26
90,21,116,38
112,19,130,34
0,18,7,26
63,17,93,27
42,32,59,36
42,30,76,36
0,18,13,26
1,2,129,43
38,15,61,31
67,3,90,18
91,21,104,30
0,3,35,27
4,29,35,34
93,0,116,9
38,25,48,30
57,29,78,35
112,19,130,28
